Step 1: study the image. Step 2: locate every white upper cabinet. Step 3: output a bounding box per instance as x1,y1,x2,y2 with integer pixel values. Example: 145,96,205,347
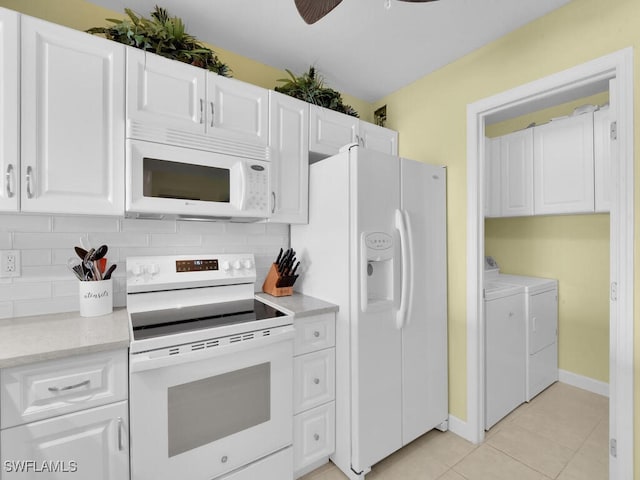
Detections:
359,121,398,155
126,47,205,135
21,16,125,215
207,73,269,147
268,91,309,224
0,8,19,212
533,114,594,215
127,50,269,156
484,137,501,217
309,105,399,159
593,106,612,213
501,128,534,217
308,105,358,157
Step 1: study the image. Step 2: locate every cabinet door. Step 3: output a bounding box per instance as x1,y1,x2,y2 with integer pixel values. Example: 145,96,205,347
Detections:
500,129,533,217
358,121,398,155
484,136,501,217
293,349,335,414
593,107,612,213
1,401,129,480
268,91,309,224
207,73,269,147
534,114,594,215
21,17,125,215
308,105,358,157
126,48,206,135
293,402,335,475
0,7,19,212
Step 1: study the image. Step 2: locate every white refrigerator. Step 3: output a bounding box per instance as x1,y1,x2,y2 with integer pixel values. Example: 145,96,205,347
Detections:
291,145,448,479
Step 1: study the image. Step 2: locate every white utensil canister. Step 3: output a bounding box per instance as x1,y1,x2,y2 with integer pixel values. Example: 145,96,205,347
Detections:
79,279,113,317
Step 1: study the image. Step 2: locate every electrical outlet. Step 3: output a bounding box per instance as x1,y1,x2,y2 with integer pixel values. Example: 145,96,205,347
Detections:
0,250,21,278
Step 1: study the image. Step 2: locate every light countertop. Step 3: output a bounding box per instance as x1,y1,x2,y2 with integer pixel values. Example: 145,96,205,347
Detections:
255,292,338,318
0,308,130,369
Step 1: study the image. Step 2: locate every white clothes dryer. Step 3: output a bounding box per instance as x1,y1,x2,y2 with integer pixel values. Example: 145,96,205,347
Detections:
498,273,558,401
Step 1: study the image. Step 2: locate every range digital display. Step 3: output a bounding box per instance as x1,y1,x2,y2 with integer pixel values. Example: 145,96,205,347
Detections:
176,259,219,272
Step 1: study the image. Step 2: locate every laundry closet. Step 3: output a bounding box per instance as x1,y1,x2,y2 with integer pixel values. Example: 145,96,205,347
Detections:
483,91,611,429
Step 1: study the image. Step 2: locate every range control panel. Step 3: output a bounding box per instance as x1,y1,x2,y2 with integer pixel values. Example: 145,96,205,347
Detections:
176,259,219,272
126,254,256,293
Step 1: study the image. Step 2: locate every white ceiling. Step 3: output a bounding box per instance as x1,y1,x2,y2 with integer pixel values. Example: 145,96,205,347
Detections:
86,0,572,102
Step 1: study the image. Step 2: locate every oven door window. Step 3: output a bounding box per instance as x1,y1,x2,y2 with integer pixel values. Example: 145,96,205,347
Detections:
143,157,230,202
167,363,270,457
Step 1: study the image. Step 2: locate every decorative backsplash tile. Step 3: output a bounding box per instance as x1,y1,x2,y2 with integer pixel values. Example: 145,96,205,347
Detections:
0,214,289,319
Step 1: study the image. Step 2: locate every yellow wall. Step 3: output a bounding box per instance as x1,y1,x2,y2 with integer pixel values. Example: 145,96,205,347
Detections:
377,0,638,475
485,93,611,383
0,0,373,121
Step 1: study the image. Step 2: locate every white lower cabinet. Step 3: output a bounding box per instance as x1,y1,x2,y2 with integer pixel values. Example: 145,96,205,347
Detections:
293,403,335,473
293,312,336,478
1,401,128,480
0,349,129,480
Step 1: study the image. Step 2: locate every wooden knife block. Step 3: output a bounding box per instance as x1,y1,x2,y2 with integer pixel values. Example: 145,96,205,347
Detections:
262,263,293,297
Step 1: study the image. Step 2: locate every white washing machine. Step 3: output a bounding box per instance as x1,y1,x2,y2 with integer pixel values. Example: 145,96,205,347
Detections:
498,273,558,401
484,258,526,429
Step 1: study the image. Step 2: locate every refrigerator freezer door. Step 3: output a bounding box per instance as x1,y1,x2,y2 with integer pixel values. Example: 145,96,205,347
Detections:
400,159,449,445
350,148,403,473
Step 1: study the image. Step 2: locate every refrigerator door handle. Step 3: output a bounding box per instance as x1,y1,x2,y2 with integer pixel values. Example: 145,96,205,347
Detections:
403,209,415,326
395,209,413,329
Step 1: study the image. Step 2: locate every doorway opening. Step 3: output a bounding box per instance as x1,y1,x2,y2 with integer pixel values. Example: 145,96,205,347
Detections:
465,48,634,478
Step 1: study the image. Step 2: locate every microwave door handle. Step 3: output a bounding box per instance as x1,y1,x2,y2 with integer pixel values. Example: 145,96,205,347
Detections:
237,162,248,211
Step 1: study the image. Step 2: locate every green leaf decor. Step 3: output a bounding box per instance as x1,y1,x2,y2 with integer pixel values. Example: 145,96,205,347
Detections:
87,5,231,77
275,67,359,117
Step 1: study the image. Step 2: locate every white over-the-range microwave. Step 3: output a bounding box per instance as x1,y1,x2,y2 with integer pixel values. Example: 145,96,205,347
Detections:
126,138,270,221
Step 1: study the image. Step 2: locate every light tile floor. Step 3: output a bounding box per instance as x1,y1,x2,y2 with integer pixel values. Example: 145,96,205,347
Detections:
300,382,609,480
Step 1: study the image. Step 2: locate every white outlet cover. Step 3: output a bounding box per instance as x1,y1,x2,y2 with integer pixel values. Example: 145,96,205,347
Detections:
0,250,20,278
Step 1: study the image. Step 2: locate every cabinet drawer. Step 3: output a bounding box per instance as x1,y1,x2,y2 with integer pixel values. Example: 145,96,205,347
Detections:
294,313,335,356
1,349,128,428
1,401,129,480
293,349,335,414
293,402,335,474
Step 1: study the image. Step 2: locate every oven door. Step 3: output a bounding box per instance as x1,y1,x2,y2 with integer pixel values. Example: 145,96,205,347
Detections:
126,139,269,219
129,326,293,480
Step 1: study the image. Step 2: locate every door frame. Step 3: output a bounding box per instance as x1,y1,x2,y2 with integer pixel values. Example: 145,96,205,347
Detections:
465,48,634,478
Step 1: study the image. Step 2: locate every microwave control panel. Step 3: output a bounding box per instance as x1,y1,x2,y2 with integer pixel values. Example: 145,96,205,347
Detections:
245,164,269,213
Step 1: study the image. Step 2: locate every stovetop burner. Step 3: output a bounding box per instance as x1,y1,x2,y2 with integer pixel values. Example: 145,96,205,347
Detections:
131,299,286,341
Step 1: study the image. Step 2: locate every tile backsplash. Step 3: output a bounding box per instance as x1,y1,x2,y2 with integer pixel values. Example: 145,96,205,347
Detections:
0,214,289,319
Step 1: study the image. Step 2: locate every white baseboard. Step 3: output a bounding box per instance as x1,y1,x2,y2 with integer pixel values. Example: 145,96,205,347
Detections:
448,414,478,443
558,369,609,397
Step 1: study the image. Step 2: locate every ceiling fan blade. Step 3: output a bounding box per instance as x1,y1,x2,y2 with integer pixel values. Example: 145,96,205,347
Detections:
294,0,343,24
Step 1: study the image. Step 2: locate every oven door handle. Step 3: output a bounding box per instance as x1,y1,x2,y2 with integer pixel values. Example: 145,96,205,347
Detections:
130,325,294,373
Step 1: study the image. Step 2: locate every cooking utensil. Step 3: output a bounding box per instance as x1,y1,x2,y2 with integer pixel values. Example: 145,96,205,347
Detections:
93,244,108,260
83,248,99,281
74,246,88,259
67,257,84,281
102,264,117,280
79,235,91,251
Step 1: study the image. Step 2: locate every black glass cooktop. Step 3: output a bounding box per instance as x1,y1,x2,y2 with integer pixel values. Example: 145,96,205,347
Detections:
131,299,286,341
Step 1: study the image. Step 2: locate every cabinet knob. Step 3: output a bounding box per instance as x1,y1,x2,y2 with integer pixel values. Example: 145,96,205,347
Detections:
221,456,228,463
313,331,320,338
314,433,320,441
313,378,320,385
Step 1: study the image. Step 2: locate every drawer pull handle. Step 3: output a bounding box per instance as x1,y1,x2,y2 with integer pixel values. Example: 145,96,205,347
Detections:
314,433,320,441
48,379,90,393
117,417,124,451
313,331,320,338
313,378,320,385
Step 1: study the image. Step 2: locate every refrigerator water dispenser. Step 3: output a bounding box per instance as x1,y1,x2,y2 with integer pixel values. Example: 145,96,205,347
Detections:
360,232,394,311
